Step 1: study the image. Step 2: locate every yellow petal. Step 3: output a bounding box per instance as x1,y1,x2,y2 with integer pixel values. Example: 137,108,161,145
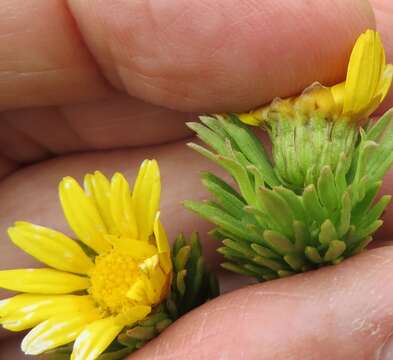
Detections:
153,213,170,254
0,269,89,294
8,222,93,275
343,30,386,117
59,177,111,254
127,278,149,304
132,160,161,241
21,308,100,355
154,214,172,274
378,64,393,103
237,112,261,126
104,235,157,260
331,82,345,113
115,305,151,327
110,173,138,239
135,255,170,305
1,295,93,332
71,317,123,360
0,294,51,317
84,172,118,235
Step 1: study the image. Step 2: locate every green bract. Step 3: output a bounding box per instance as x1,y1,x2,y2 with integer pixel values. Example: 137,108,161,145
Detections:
185,109,393,281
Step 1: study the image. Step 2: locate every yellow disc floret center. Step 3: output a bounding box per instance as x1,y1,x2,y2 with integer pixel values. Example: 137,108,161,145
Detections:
89,249,141,316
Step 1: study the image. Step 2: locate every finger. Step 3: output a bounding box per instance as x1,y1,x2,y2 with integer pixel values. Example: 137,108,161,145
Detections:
68,0,374,112
131,245,393,360
0,95,194,170
0,0,111,110
371,0,393,113
0,0,374,112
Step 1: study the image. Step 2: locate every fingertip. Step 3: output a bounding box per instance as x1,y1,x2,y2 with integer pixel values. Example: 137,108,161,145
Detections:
130,246,393,359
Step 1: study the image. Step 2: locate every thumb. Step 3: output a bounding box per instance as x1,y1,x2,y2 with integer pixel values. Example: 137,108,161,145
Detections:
130,245,393,360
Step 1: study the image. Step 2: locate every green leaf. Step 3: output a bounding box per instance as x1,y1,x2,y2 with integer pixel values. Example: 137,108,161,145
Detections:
317,166,339,211
243,263,276,279
217,156,255,205
366,108,393,142
353,220,383,241
98,347,135,360
199,115,228,138
293,220,311,250
221,262,256,277
263,230,295,255
323,240,346,262
223,239,255,258
274,186,307,223
201,172,243,201
302,184,328,224
278,270,295,278
283,253,305,271
175,245,191,272
126,326,156,341
186,122,226,154
318,219,338,245
337,192,351,237
334,152,349,197
184,201,257,241
305,246,323,264
219,115,279,187
258,187,295,237
202,179,245,219
357,195,391,229
250,243,281,259
176,270,187,296
252,255,286,271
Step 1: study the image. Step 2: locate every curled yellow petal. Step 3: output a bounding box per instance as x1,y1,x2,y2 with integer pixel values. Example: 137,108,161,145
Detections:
21,308,100,355
71,317,123,360
378,64,393,103
115,305,151,327
342,29,392,119
110,173,138,239
237,112,262,126
154,213,172,274
153,213,169,254
84,172,118,235
132,160,161,241
59,177,111,254
1,295,93,332
0,269,89,294
8,222,93,275
104,235,157,260
127,278,149,304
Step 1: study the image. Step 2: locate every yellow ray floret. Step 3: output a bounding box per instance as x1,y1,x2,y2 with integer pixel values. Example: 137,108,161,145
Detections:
239,29,393,125
0,160,172,360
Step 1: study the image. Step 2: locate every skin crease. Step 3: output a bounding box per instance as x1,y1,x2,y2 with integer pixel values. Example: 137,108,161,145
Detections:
0,0,393,359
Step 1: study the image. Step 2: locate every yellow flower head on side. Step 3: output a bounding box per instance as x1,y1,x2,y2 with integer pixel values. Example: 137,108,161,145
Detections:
239,29,393,125
0,160,172,360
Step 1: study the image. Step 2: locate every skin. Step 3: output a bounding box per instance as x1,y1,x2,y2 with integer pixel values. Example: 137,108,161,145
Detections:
1,0,393,358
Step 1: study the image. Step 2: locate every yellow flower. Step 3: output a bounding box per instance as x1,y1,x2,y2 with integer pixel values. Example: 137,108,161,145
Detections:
239,29,393,125
0,160,172,359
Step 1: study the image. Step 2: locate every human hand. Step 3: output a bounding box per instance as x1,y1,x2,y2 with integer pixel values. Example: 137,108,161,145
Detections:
1,0,393,359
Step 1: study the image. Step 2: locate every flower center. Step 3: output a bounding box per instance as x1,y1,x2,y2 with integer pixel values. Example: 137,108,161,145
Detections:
89,249,141,316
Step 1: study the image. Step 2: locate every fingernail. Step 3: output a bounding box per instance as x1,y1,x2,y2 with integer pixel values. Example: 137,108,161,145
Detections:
379,336,393,360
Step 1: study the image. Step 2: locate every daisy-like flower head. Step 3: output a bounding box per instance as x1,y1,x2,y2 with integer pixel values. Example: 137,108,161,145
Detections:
0,160,172,360
239,29,393,126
